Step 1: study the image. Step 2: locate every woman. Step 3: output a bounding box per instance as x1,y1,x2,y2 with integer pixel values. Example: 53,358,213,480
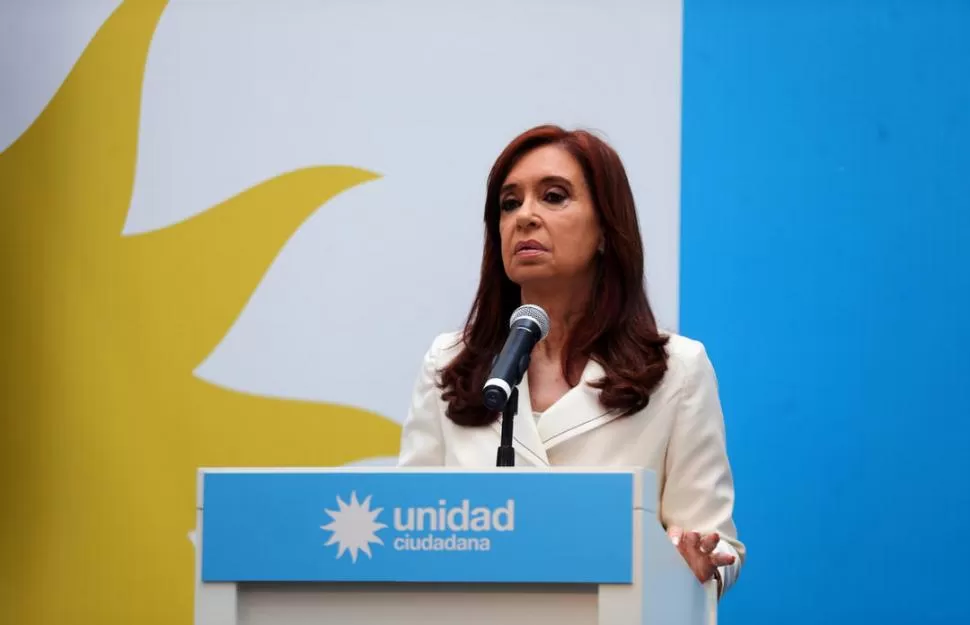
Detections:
397,124,744,596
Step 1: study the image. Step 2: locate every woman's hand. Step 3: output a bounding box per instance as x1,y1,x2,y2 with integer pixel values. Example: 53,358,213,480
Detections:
666,525,735,589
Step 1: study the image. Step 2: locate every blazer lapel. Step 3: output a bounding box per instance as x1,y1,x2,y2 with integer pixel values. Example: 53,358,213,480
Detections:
536,359,621,452
489,371,550,466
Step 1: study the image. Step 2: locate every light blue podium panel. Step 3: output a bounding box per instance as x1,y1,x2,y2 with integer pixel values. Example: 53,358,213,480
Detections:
193,467,716,625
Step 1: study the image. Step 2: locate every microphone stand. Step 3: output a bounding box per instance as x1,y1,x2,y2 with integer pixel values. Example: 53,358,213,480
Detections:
495,387,518,467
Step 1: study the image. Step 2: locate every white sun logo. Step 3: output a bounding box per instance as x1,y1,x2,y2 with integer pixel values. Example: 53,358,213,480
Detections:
321,491,387,562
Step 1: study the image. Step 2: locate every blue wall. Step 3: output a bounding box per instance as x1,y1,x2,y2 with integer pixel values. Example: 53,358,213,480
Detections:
680,2,970,624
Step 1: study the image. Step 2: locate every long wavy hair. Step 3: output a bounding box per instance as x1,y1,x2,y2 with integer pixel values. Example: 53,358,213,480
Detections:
439,125,670,427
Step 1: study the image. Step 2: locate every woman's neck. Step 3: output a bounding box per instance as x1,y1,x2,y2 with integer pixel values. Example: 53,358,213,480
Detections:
520,283,591,361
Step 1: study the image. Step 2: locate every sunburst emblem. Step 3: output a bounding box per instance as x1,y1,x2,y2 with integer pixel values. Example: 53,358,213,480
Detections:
321,492,388,562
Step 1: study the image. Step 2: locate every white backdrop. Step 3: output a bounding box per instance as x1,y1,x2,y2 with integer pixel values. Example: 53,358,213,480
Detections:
1,2,685,621
1,0,682,441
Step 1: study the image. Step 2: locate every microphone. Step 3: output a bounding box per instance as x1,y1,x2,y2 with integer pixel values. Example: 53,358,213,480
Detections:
483,304,550,412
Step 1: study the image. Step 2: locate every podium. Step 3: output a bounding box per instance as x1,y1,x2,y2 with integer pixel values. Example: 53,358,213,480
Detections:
194,467,717,625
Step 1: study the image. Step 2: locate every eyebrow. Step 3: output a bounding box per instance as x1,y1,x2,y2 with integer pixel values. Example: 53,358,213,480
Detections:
500,175,573,195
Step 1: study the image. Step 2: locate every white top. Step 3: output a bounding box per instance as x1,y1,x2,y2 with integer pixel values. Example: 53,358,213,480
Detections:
398,329,745,595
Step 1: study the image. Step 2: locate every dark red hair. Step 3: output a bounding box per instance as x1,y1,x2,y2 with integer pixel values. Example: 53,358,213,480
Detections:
439,124,670,426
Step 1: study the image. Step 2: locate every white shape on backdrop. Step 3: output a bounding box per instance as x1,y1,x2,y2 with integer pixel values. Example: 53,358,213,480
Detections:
134,0,683,427
0,0,123,153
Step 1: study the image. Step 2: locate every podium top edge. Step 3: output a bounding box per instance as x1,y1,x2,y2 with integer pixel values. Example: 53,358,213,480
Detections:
195,466,658,512
196,466,651,476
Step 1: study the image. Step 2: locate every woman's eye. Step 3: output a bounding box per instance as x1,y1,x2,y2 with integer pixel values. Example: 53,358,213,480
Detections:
500,197,521,212
544,189,568,204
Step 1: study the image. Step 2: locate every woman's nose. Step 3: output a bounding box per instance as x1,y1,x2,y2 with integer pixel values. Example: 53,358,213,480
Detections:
515,197,539,227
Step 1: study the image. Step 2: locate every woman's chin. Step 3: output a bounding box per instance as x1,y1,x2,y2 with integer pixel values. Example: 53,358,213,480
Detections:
508,266,559,287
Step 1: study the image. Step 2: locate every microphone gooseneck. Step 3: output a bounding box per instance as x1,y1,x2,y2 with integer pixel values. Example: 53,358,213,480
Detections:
487,304,550,467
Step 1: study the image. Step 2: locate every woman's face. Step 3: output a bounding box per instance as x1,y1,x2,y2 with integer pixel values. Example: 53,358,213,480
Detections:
498,144,603,290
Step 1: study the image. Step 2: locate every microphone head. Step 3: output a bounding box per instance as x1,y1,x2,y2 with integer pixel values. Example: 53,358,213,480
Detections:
510,304,550,340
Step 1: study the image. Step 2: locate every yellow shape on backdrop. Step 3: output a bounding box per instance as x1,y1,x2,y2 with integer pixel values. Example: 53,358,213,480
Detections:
0,1,401,623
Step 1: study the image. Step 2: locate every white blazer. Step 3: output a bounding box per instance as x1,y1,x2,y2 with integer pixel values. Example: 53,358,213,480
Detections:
397,329,745,595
